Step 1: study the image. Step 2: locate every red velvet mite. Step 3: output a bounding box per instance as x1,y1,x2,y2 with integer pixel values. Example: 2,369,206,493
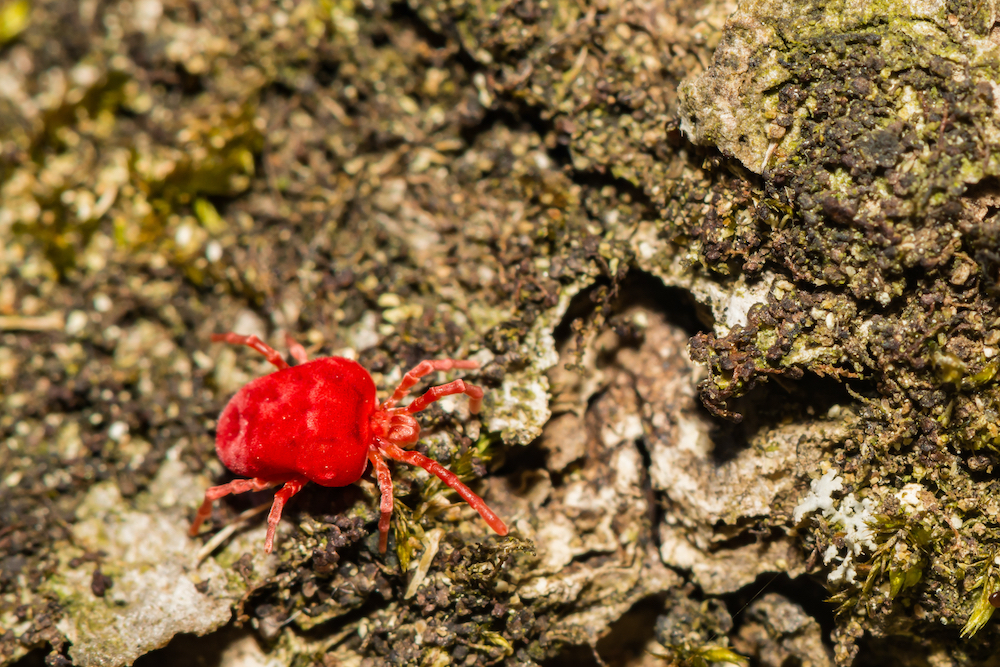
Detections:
189,332,508,553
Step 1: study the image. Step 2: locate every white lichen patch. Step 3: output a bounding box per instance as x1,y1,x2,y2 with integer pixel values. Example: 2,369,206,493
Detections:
600,413,644,450
794,471,878,584
678,15,790,172
43,444,277,667
611,436,644,494
687,269,775,337
792,470,844,522
485,281,586,445
718,272,776,331
486,376,553,445
896,482,926,513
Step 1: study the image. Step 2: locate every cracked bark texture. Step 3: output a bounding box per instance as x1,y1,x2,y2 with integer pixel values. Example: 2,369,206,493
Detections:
5,0,1000,666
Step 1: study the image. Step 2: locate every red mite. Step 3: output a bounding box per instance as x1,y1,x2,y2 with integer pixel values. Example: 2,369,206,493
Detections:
189,332,509,553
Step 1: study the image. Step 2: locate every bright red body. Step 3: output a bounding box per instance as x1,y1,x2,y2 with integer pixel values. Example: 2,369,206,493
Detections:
190,332,507,555
216,357,375,487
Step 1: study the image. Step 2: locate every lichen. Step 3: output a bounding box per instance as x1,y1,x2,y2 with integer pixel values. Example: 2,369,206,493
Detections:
40,451,273,667
794,471,878,585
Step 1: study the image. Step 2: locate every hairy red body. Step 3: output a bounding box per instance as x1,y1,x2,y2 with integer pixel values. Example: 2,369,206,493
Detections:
215,358,375,487
190,332,508,553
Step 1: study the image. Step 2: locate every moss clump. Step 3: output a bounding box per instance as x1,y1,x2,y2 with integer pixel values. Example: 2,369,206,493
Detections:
676,0,1000,658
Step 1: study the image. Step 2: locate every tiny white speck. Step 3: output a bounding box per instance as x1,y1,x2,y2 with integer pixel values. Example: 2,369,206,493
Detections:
896,483,924,512
175,224,193,247
93,294,113,313
70,63,101,88
133,0,163,32
108,421,129,442
333,347,357,360
205,240,223,262
65,310,88,336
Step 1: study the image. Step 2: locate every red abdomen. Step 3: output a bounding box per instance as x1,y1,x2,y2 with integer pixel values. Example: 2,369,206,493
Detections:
215,357,377,487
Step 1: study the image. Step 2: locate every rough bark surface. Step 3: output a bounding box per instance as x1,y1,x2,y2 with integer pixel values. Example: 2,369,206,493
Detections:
4,0,1000,665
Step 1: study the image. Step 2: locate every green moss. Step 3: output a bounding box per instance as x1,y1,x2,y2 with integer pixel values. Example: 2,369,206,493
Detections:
961,555,1000,638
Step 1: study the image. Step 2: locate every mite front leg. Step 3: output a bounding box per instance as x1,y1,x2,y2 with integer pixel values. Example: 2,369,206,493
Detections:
405,379,484,415
382,359,479,409
190,478,281,537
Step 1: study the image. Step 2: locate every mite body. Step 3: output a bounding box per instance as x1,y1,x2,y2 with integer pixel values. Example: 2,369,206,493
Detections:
190,332,508,553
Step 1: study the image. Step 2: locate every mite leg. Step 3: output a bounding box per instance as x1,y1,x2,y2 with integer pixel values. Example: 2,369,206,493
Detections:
383,359,479,410
368,449,394,553
380,441,508,537
190,478,281,538
263,478,306,553
211,332,289,370
405,379,484,415
285,332,309,365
